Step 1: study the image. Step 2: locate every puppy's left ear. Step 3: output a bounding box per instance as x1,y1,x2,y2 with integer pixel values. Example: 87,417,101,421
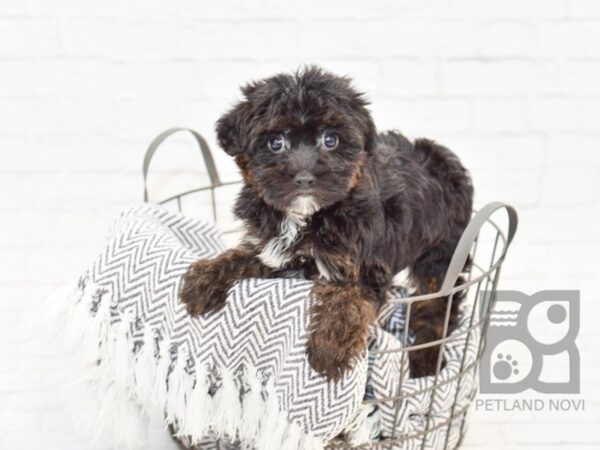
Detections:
351,92,377,153
216,80,265,156
363,117,377,154
215,102,248,156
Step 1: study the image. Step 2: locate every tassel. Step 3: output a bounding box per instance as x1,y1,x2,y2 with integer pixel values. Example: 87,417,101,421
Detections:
93,382,118,444
38,281,79,334
300,434,325,450
111,385,147,450
152,333,172,411
267,414,288,449
239,366,265,444
97,298,115,348
134,325,157,407
80,291,111,367
279,422,302,450
211,367,242,441
63,289,93,352
112,309,135,389
345,404,378,446
256,377,280,450
85,379,146,450
96,299,119,373
165,345,192,425
67,371,108,445
180,364,212,443
48,277,151,449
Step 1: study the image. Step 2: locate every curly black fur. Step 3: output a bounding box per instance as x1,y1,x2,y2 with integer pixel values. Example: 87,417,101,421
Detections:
180,66,473,380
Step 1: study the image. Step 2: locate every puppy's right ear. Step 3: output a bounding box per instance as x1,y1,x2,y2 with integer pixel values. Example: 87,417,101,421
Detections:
215,102,248,156
216,80,264,156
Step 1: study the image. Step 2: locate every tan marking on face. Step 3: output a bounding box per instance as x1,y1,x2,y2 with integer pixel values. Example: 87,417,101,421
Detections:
348,152,367,190
235,154,266,199
235,154,253,184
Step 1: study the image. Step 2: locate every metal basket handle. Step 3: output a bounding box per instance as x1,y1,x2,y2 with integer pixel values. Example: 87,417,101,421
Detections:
142,127,222,202
440,202,518,294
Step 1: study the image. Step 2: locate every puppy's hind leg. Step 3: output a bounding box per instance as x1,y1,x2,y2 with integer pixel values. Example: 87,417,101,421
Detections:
408,244,468,377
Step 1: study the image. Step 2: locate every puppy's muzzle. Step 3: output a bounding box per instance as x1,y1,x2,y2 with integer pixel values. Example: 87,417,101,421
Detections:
293,171,316,188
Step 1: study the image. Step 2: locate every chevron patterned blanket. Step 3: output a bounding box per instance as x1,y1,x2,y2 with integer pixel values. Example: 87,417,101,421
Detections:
48,204,480,450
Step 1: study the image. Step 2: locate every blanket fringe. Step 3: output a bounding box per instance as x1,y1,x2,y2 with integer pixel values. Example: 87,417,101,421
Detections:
82,290,111,367
280,422,302,450
113,309,135,389
152,331,171,411
166,345,192,425
211,367,242,440
343,404,380,446
50,278,326,450
133,325,157,405
239,366,265,443
180,364,212,442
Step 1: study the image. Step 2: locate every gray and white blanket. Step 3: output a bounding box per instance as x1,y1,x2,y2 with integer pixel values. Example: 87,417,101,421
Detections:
48,204,479,450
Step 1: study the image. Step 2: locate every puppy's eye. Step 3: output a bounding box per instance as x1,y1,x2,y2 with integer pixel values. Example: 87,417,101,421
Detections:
268,135,286,153
323,132,338,150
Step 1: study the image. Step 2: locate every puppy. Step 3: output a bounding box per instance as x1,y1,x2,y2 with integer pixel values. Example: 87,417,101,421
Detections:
180,66,473,380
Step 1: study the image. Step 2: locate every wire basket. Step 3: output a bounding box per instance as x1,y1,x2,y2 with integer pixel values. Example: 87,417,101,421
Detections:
143,128,518,450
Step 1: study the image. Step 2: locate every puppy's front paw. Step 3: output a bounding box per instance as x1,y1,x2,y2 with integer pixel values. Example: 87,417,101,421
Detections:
307,333,362,381
179,259,230,316
306,281,376,381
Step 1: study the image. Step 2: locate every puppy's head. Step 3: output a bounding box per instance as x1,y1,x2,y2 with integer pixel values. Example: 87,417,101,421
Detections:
216,66,376,220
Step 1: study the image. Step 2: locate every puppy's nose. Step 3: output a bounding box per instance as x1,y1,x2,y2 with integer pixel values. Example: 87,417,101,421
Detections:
293,171,316,188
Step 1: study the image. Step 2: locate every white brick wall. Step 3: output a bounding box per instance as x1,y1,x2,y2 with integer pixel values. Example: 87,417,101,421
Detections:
1,1,599,448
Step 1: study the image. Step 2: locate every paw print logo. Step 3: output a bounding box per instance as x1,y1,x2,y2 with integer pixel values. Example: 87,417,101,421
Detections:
484,338,531,386
480,290,579,394
493,353,519,380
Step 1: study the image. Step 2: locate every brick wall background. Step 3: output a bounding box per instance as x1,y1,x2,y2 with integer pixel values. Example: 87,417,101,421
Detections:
1,0,599,448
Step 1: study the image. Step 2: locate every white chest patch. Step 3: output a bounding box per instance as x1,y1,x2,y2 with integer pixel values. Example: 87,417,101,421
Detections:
258,196,319,270
286,195,319,223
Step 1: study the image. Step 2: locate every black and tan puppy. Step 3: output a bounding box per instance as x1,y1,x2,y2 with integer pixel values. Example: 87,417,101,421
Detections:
180,66,473,380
